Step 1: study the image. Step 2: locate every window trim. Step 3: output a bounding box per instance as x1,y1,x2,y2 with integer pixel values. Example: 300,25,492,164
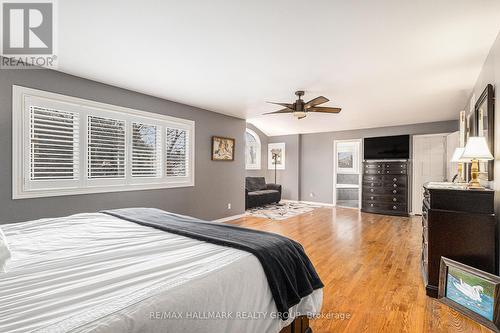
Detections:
245,128,261,170
12,85,195,199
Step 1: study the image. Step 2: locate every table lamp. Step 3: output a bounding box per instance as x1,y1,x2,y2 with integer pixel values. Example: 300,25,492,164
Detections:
461,137,494,189
450,147,469,183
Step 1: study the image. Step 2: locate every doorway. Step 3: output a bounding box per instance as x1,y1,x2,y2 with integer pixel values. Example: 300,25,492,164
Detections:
333,139,362,208
412,133,449,214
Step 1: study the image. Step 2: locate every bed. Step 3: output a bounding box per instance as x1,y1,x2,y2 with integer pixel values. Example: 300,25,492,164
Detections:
0,210,323,333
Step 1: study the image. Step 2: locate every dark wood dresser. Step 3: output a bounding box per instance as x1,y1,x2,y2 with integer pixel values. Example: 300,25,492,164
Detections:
361,160,409,216
422,183,496,297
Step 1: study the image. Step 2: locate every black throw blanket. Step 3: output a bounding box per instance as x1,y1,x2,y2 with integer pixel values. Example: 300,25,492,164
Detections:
102,208,323,319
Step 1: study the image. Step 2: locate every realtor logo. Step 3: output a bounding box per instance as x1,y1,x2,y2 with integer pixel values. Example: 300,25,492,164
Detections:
1,0,57,69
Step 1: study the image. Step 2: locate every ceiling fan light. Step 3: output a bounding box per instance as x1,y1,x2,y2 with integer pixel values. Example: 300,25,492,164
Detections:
294,111,307,119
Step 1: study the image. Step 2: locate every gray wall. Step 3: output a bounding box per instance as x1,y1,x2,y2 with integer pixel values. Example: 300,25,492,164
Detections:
300,120,458,204
268,134,301,200
464,32,500,267
245,123,271,180
0,66,246,223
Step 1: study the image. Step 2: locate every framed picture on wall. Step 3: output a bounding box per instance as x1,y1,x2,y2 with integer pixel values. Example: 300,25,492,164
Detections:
268,143,285,170
336,141,360,174
474,84,495,181
211,136,235,161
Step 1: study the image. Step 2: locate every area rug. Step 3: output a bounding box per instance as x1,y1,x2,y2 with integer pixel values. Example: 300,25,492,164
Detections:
246,201,322,221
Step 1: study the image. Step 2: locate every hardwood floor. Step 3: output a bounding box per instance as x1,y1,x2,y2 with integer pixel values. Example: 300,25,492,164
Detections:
227,207,492,333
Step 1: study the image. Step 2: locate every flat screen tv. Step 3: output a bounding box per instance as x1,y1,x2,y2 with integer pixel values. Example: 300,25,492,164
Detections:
364,135,410,160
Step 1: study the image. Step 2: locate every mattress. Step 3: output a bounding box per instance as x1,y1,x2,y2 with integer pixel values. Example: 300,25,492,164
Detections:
0,213,322,333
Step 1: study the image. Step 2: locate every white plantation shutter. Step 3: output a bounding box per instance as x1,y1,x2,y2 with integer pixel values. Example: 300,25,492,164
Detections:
14,86,194,199
87,116,126,179
29,106,79,180
166,127,188,177
132,123,161,177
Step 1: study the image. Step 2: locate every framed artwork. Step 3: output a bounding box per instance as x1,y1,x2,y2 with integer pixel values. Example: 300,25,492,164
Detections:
211,136,235,161
475,84,495,181
438,257,500,332
459,111,466,147
335,141,360,174
268,143,285,170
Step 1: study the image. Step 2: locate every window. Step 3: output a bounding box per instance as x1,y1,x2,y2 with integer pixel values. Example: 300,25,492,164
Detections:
29,107,79,181
245,128,261,170
13,85,195,199
166,128,188,177
88,116,126,179
132,123,161,178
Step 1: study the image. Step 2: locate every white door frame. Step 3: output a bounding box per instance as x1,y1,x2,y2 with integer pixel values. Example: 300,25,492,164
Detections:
411,133,449,214
333,139,362,208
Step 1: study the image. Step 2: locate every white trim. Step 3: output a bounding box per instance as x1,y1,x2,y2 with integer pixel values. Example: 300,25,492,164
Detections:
12,85,195,199
245,128,261,170
212,213,247,223
333,139,362,208
281,199,335,207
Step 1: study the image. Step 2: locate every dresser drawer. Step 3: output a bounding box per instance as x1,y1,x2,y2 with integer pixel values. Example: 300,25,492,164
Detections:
363,194,405,203
362,180,383,187
362,201,407,213
364,187,406,195
364,163,383,170
364,169,384,175
363,175,383,182
383,162,407,170
382,168,407,175
383,175,407,183
383,181,406,188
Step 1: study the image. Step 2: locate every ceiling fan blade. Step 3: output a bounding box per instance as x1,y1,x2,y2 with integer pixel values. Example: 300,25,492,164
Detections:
308,107,342,113
304,96,329,108
266,102,295,110
263,108,295,115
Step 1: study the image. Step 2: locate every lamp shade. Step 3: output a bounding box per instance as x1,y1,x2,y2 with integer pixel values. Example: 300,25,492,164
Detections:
451,147,469,162
462,137,494,160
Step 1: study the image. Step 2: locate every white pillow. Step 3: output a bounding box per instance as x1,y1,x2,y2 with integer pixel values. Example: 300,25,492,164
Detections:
0,227,11,273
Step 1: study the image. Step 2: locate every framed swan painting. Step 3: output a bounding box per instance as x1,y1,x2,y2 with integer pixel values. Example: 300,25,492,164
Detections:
438,257,500,332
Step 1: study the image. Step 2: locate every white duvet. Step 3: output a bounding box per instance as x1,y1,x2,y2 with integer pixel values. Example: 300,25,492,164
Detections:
0,213,322,333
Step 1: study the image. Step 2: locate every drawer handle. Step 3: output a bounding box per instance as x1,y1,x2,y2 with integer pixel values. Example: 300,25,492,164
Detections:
371,183,374,186
370,189,374,192
386,171,389,173
370,204,374,207
393,178,397,182
377,171,380,174
393,184,397,188
401,171,403,173
370,196,374,200
393,190,397,194
393,205,397,210
393,198,397,202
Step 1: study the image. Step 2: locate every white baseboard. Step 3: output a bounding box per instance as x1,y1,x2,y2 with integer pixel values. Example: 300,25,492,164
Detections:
281,199,335,207
212,213,247,223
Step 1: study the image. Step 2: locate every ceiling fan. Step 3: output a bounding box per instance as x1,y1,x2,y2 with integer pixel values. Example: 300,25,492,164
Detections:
265,91,342,119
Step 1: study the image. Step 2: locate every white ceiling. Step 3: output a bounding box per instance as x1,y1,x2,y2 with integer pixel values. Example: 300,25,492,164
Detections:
56,0,500,136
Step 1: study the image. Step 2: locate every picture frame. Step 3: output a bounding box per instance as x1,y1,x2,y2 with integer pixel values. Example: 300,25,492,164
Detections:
438,257,500,332
459,110,466,147
474,84,495,181
335,141,360,174
268,143,285,170
211,136,235,161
